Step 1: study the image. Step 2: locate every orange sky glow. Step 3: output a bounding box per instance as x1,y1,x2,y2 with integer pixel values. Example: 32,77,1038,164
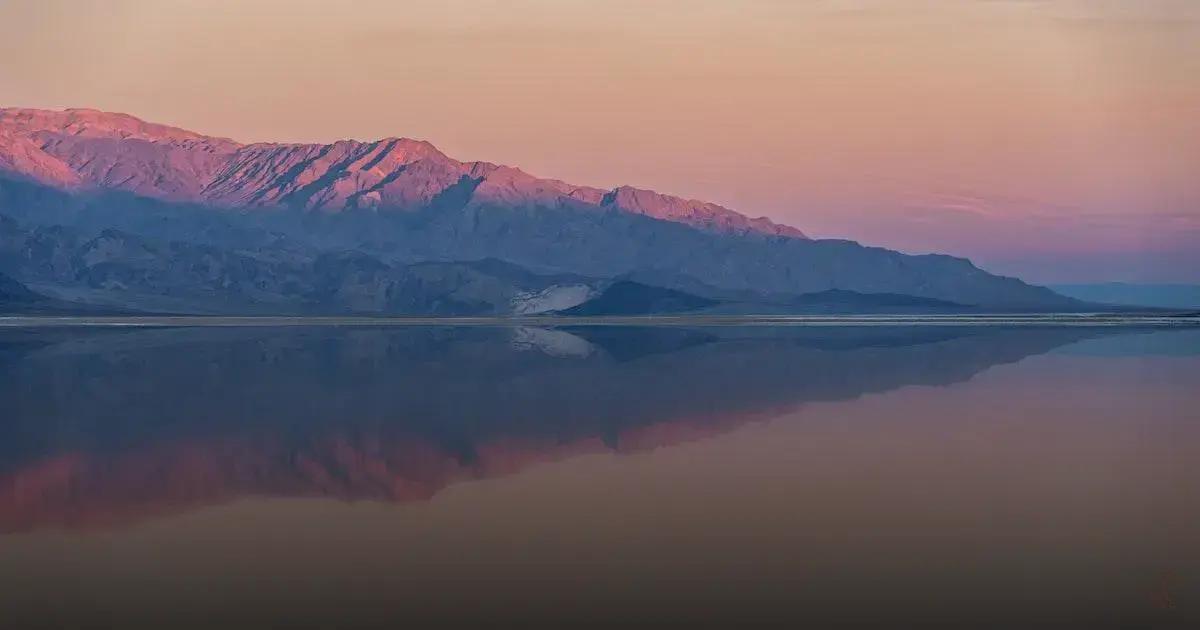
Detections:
1,0,1197,282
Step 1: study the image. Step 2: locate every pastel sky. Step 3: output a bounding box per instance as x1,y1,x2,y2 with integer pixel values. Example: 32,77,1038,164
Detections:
1,0,1197,282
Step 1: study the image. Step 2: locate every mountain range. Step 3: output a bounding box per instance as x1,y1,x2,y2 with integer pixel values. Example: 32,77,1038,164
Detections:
1051,283,1200,310
0,107,1080,315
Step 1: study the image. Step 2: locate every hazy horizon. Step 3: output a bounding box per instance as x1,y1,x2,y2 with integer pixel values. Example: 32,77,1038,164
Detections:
2,0,1197,283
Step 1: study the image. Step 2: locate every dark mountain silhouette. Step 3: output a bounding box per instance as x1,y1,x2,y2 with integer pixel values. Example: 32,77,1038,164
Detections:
786,289,966,311
561,281,718,315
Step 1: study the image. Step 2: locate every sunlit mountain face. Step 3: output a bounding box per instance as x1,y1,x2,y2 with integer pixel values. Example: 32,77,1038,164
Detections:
0,107,804,238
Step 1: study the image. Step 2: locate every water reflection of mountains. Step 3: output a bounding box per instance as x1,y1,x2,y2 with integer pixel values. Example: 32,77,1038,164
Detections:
0,325,1124,531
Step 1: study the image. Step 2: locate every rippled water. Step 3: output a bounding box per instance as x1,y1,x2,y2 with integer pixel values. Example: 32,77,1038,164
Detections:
1,325,1196,627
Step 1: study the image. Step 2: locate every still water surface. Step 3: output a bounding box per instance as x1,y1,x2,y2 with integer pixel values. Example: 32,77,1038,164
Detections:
0,325,1196,627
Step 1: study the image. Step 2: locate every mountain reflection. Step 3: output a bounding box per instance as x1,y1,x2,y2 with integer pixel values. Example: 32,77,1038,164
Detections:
0,325,1124,532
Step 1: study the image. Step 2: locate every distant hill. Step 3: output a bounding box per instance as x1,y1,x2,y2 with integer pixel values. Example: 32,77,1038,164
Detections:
783,289,967,313
560,281,718,316
560,284,975,317
1050,283,1200,310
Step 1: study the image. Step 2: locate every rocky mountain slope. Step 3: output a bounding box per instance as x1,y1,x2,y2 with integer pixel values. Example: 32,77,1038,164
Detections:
0,268,139,314
0,107,1080,313
0,214,605,315
0,107,802,238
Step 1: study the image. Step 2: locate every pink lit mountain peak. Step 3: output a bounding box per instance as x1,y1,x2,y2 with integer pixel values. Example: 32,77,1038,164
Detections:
0,107,804,238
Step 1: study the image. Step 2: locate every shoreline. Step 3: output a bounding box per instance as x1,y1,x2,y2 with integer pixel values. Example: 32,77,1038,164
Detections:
1,313,1198,328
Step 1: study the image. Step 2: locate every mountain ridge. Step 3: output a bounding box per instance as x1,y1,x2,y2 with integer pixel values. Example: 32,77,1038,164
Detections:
0,107,1082,313
0,107,805,238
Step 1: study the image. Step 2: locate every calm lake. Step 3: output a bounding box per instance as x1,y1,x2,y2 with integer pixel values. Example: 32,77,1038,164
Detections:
1,324,1196,627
